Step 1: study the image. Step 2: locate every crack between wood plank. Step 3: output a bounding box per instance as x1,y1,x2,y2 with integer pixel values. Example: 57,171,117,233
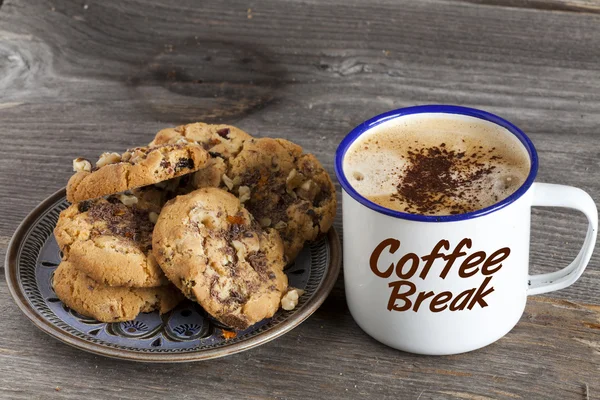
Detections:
458,0,600,14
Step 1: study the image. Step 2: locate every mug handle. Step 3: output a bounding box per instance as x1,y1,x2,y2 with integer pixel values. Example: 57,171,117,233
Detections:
527,183,598,295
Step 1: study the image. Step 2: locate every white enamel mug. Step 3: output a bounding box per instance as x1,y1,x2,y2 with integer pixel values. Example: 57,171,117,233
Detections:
335,105,598,355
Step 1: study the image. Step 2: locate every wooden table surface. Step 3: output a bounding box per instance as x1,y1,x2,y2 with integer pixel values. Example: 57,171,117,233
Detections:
1,0,599,399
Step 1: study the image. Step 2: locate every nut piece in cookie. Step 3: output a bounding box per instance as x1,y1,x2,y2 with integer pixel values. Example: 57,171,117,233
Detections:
66,140,209,203
152,187,288,330
73,157,92,172
281,288,305,311
195,137,337,262
54,188,168,287
52,260,183,323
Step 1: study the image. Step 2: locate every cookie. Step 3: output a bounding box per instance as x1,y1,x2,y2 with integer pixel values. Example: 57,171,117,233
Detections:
198,138,337,262
152,187,288,330
66,140,209,203
150,122,252,159
52,260,183,323
150,123,253,190
150,124,337,261
54,188,168,287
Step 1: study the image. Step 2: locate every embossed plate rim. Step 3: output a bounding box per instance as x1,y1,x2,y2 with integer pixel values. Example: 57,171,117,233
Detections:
5,187,341,363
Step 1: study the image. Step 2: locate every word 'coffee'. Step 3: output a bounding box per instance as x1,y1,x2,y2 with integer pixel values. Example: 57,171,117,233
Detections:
343,113,530,215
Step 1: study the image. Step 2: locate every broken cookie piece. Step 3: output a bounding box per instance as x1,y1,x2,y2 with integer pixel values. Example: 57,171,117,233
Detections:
66,141,209,203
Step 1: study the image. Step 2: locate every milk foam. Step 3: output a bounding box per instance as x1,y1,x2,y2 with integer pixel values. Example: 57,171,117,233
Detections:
343,113,531,215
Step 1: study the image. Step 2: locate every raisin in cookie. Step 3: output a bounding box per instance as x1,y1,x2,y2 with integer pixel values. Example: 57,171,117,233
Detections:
53,260,183,322
66,140,209,203
197,138,337,262
54,188,168,287
152,187,288,330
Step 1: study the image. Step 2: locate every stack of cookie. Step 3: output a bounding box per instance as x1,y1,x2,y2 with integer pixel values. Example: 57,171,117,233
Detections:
53,123,337,330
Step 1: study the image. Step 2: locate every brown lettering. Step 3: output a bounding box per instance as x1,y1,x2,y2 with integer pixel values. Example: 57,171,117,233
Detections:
467,276,494,309
482,247,510,275
413,290,435,312
387,281,415,311
395,253,420,279
440,238,472,279
370,238,400,278
458,251,486,278
430,291,453,312
449,288,475,311
375,239,506,314
419,240,450,279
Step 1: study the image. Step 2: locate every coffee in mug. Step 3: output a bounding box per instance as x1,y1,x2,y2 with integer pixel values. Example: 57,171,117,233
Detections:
342,113,530,215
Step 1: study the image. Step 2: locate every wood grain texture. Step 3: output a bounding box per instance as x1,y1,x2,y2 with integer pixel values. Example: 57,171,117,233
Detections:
0,0,599,399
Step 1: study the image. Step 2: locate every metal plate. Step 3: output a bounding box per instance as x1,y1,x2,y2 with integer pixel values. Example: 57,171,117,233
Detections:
5,188,341,362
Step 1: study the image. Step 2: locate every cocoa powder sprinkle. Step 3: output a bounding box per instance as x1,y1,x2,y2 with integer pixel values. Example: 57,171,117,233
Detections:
394,144,497,215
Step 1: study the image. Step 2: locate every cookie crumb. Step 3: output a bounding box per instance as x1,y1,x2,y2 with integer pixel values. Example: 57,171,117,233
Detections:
222,330,237,339
281,288,304,310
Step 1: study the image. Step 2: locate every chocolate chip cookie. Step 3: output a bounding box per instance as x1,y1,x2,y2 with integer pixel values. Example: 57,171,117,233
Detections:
152,187,288,330
198,138,337,262
53,260,183,322
150,122,253,190
54,188,168,287
66,140,209,203
150,122,252,158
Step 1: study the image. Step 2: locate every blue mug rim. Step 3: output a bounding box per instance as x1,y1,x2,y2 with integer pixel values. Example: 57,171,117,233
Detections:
334,105,539,222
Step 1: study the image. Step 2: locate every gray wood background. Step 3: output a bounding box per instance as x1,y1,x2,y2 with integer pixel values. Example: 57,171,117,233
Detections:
1,0,599,399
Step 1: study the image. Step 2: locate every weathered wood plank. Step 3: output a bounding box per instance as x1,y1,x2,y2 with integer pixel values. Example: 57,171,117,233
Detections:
0,0,599,399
